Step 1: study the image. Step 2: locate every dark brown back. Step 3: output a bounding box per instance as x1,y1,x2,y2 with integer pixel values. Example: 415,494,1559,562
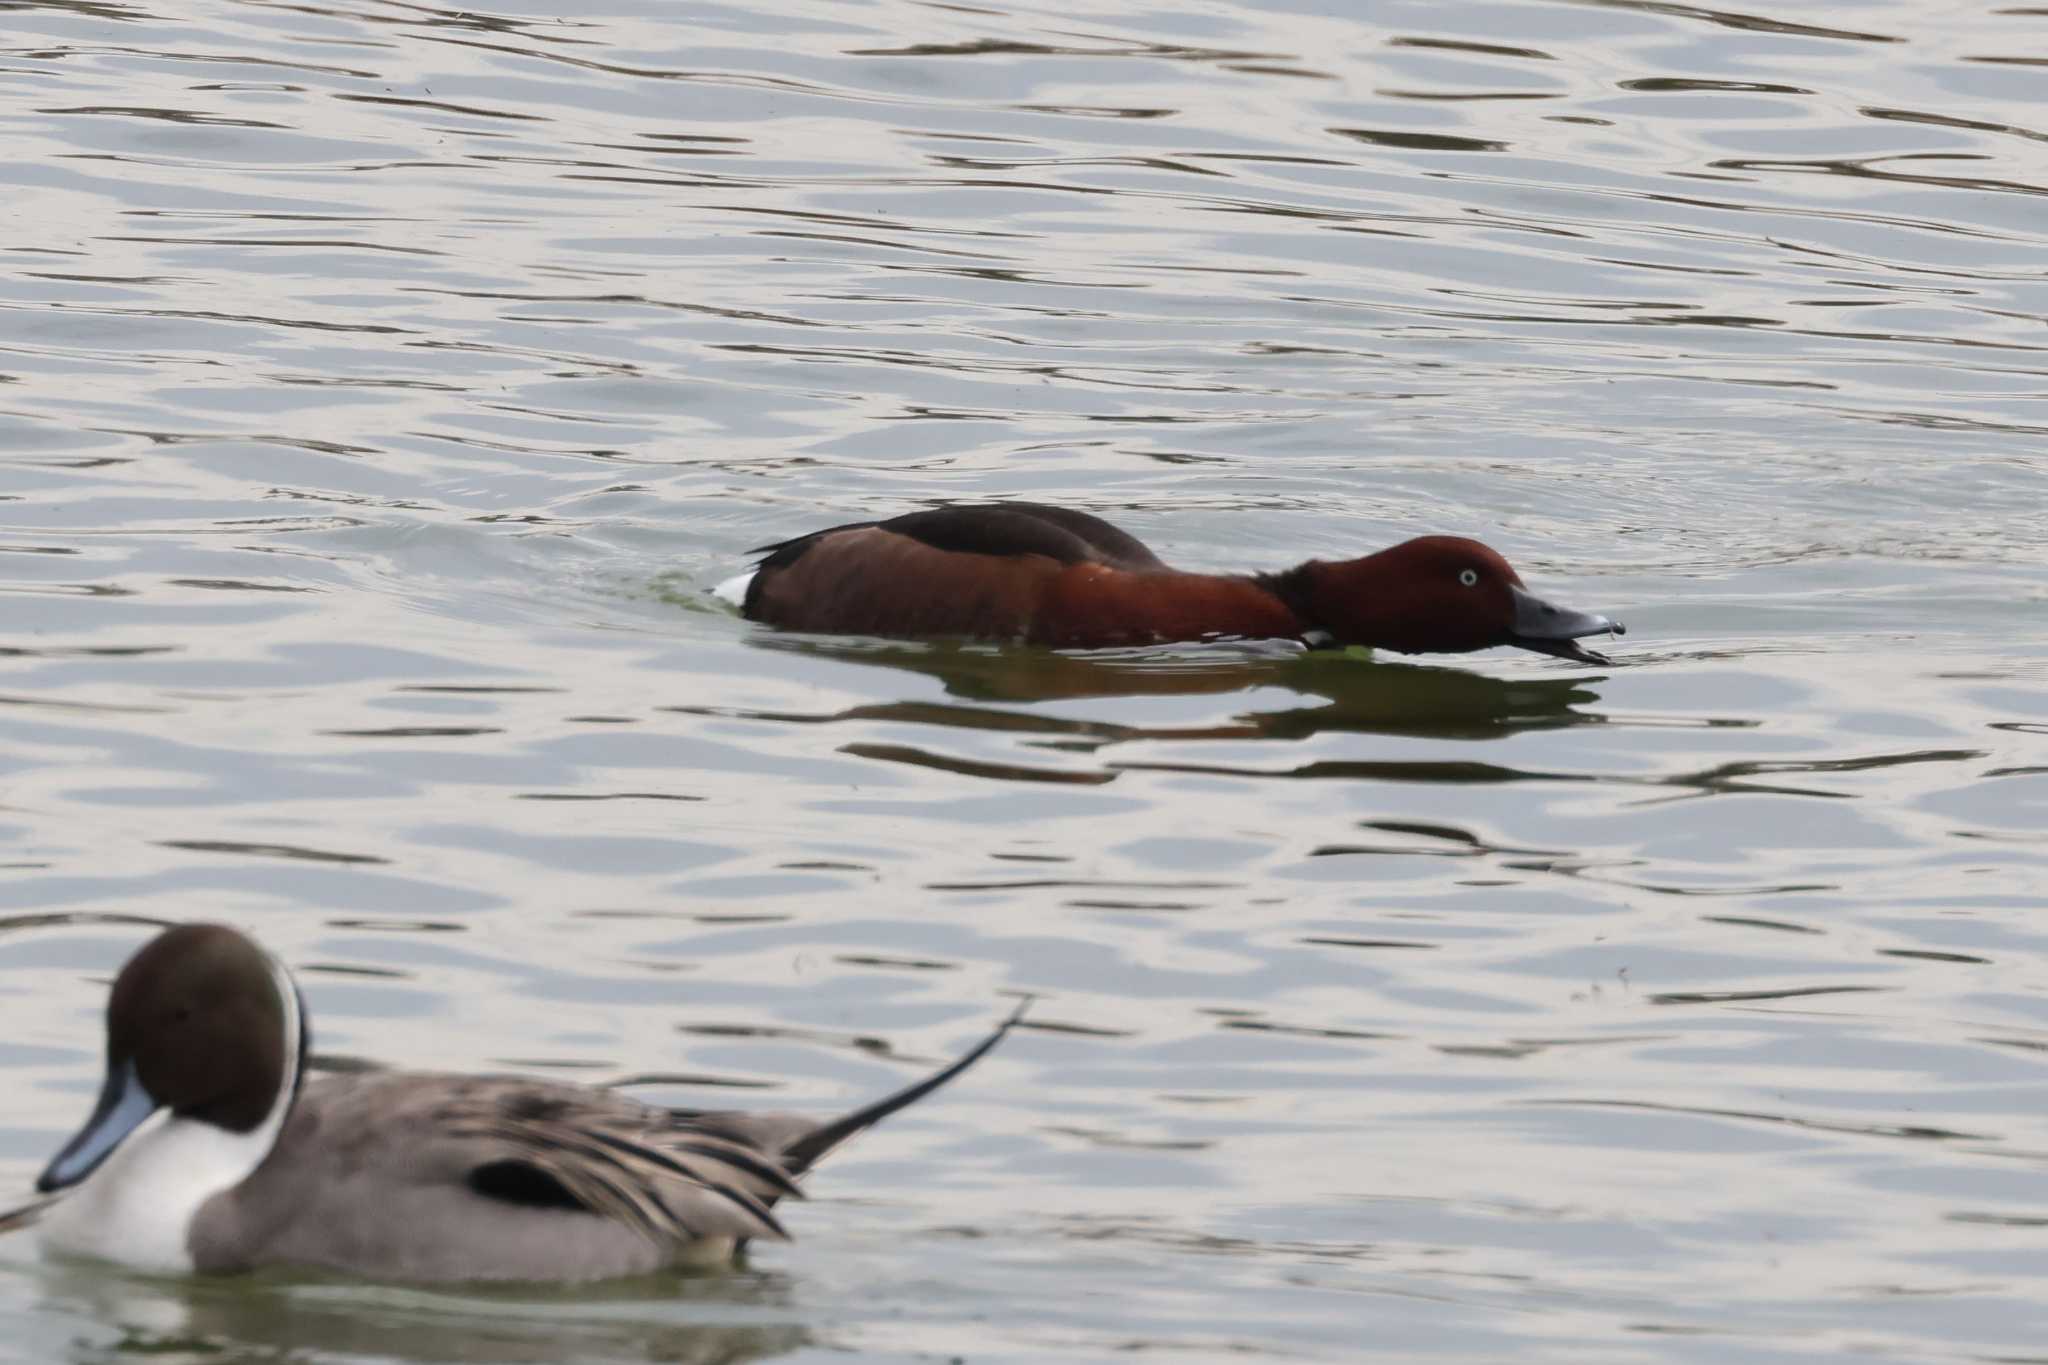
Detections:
743,504,1170,637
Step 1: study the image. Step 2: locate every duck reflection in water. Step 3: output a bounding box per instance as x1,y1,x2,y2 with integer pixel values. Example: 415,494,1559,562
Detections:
720,635,1608,747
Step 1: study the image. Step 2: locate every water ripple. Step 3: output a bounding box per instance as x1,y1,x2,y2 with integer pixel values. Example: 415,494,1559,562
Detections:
0,0,2045,1361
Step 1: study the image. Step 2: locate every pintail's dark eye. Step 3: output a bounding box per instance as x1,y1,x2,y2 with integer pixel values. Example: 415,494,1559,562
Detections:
1457,568,1480,587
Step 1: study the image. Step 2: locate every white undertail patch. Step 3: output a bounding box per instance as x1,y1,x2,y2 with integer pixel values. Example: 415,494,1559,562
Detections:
712,571,755,609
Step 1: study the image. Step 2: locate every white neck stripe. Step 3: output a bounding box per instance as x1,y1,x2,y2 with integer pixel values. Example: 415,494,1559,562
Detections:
256,951,304,1156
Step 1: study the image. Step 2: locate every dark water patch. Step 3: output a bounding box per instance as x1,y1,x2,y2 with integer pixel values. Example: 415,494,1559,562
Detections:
834,953,957,971
840,740,1117,784
925,879,1235,892
606,1071,778,1091
1328,127,1509,152
165,576,314,592
157,839,389,865
1214,1018,1399,1042
1541,1098,1988,1143
321,725,506,737
1645,984,1890,1006
1700,914,1826,935
324,918,464,933
1043,1126,1214,1151
298,962,409,979
515,791,706,802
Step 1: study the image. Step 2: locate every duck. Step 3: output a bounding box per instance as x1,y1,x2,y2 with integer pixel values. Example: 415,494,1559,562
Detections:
725,502,1625,663
29,923,1020,1283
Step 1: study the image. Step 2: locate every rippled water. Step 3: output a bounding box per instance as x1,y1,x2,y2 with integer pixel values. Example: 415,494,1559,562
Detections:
1,0,2045,1360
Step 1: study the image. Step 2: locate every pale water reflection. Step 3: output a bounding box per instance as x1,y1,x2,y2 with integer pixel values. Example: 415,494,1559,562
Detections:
16,1257,813,1364
1,0,2047,1361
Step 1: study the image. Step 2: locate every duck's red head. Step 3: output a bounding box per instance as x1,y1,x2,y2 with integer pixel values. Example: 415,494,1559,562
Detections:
1277,535,1624,663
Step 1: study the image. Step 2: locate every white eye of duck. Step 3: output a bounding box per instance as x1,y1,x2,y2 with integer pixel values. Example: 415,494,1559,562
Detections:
1458,568,1479,587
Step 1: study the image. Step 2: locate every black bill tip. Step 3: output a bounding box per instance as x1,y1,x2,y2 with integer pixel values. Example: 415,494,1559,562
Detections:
1507,585,1624,666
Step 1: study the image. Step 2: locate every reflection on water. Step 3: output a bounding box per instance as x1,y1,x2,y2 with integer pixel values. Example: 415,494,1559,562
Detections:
0,0,2046,1361
689,645,1615,788
26,1259,809,1365
761,634,1605,724
705,640,1609,739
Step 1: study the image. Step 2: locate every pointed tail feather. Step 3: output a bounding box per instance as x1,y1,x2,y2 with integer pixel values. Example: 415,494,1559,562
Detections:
778,998,1030,1179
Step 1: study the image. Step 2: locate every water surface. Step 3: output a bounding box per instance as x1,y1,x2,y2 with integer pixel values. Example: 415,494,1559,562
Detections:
2,0,2046,1361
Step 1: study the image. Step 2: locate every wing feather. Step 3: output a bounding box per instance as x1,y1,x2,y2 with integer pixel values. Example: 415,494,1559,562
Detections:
749,504,1164,572
200,1011,1018,1279
745,527,1061,638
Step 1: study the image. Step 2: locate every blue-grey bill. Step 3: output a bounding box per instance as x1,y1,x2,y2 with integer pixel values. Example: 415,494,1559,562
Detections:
37,1060,159,1192
1508,585,1625,665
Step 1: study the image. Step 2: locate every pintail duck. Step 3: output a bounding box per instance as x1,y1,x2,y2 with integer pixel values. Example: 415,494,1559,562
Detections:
30,923,1020,1282
725,503,1626,663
